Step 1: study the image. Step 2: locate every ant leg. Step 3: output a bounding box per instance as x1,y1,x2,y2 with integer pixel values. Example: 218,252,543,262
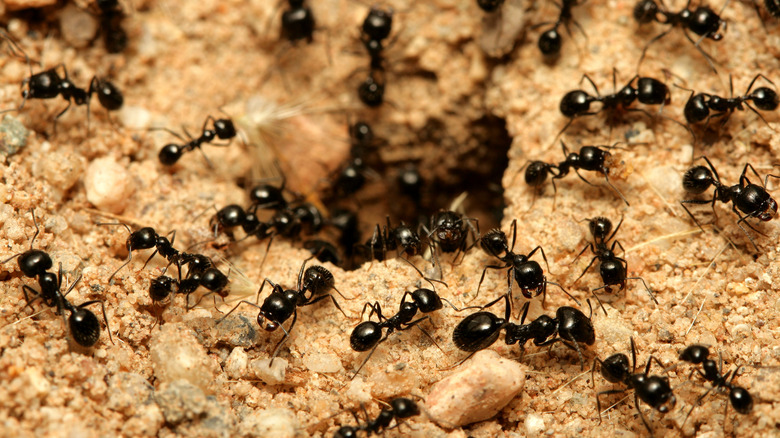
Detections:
546,281,581,306
637,28,672,71
269,311,296,366
732,213,761,252
349,335,388,380
401,315,442,352
21,284,43,311
572,254,598,285
602,173,630,206
626,276,658,305
302,293,349,319
527,245,551,273
634,393,656,436
588,285,609,316
686,30,718,73
475,264,510,300
397,256,447,291
679,199,714,232
596,388,628,424
214,300,262,325
78,299,115,344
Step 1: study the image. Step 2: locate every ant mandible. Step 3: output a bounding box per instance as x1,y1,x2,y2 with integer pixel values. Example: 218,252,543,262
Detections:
216,257,349,364
452,294,595,369
633,0,726,71
681,157,779,251
682,74,779,128
593,337,676,437
572,216,657,314
476,219,577,306
678,344,753,429
157,115,237,166
333,397,420,438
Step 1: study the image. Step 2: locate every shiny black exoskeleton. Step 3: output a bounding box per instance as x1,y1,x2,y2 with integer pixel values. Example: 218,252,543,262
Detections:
594,338,676,436
633,0,726,70
356,7,393,106
158,116,237,166
333,397,420,438
21,264,112,348
96,0,128,53
572,216,657,314
678,344,753,422
682,74,778,126
452,294,595,369
681,157,779,251
349,287,447,378
281,0,315,43
536,0,585,57
1,210,53,278
477,0,505,12
425,210,478,256
216,258,347,364
559,73,671,135
476,219,575,306
360,217,425,263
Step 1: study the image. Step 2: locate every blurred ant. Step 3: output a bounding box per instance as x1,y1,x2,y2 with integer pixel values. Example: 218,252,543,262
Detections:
22,264,113,348
558,71,672,138
476,219,577,306
572,216,657,314
0,33,123,133
96,0,128,53
328,121,379,198
360,216,425,263
477,0,505,12
535,0,586,57
424,210,479,262
349,285,458,379
333,397,420,438
397,164,423,206
681,74,778,129
681,157,779,251
281,0,315,43
452,293,595,369
216,257,348,364
157,115,237,166
1,209,53,279
678,344,753,428
593,337,676,437
633,0,727,71
355,7,394,106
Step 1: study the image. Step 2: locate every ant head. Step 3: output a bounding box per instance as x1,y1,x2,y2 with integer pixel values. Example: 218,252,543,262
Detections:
216,204,247,229
350,121,374,146
477,0,505,12
94,79,124,111
687,7,724,40
411,288,442,313
683,93,709,124
358,73,385,107
751,87,779,111
679,344,710,364
480,229,509,259
588,217,613,241
730,387,754,414
250,183,286,210
350,320,382,352
757,197,777,221
682,165,715,194
600,353,630,382
150,275,175,302
69,307,101,347
397,165,423,199
362,7,394,41
647,376,676,412
633,0,659,24
128,227,158,251
636,77,670,105
524,161,554,187
159,144,183,165
200,267,228,294
513,260,545,298
527,315,557,340
214,119,236,139
560,90,593,117
16,249,53,278
538,29,562,57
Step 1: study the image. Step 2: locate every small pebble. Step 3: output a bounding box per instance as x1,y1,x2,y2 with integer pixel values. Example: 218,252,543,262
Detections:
106,372,155,416
59,3,99,47
32,151,84,193
119,106,153,130
150,324,217,393
524,413,545,436
155,380,208,425
0,115,28,156
239,408,299,438
84,157,135,214
250,358,287,385
301,352,343,374
224,347,248,379
425,350,526,427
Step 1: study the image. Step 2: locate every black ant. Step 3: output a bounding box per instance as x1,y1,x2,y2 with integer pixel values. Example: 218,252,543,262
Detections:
148,263,229,311
476,219,577,306
349,286,457,379
633,0,726,71
678,344,753,427
536,0,586,57
681,157,779,251
281,0,315,43
397,163,423,205
157,116,237,166
355,7,393,106
452,293,595,369
216,258,348,364
424,210,479,260
682,74,778,128
533,141,630,206
1,209,53,279
96,0,128,53
98,224,177,283
593,337,676,437
572,216,657,314
559,71,671,137
329,121,379,198
22,264,113,348
360,216,424,263
333,397,420,438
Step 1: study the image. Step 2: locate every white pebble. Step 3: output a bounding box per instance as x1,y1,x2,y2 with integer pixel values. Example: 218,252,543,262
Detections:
85,157,135,214
149,324,216,393
525,413,545,436
301,353,343,374
250,358,287,385
425,350,526,427
224,347,248,379
59,4,98,47
240,408,299,438
119,106,153,130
